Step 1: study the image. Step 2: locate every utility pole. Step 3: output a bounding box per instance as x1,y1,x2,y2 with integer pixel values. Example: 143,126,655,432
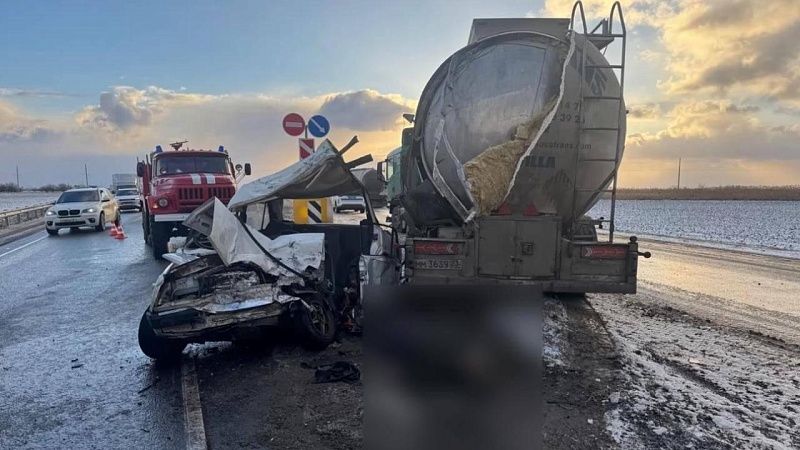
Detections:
677,158,682,189
16,165,20,189
84,164,89,187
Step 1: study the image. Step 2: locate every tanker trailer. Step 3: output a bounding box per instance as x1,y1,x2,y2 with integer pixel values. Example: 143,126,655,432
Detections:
350,167,387,207
396,2,650,292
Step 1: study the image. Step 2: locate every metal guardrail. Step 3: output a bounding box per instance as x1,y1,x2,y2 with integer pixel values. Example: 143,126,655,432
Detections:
0,203,53,230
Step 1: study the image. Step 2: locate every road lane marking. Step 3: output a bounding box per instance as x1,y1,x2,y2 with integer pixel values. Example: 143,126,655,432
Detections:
181,355,208,450
0,235,47,260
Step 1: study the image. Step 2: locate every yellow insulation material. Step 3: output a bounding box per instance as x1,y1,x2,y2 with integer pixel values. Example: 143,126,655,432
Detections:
463,99,558,216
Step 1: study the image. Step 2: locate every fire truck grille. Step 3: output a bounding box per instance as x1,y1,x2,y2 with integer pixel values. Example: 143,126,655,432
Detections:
209,187,234,201
178,187,204,201
177,187,235,208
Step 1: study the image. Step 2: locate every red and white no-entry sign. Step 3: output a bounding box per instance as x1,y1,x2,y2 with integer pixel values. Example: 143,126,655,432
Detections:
282,113,306,136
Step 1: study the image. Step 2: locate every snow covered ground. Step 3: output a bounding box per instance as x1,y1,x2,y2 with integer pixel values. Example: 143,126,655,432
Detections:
588,237,800,449
592,292,799,449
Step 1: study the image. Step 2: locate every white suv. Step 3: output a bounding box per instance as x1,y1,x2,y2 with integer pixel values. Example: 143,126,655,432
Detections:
115,187,142,212
45,188,120,235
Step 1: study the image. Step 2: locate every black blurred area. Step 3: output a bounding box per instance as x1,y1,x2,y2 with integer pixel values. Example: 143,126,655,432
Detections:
364,286,543,450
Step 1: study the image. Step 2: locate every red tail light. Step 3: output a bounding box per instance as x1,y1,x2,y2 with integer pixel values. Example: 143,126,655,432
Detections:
580,245,628,259
414,240,463,255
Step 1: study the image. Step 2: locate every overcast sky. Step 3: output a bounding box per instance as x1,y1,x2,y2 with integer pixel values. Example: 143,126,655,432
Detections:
1,0,798,188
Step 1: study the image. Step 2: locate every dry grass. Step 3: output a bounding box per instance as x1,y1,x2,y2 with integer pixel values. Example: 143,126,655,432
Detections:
613,185,800,201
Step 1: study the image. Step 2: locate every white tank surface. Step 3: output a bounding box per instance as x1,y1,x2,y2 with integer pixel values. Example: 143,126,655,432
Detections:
405,17,625,225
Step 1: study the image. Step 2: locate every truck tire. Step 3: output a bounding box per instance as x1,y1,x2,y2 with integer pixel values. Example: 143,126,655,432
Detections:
151,222,170,259
142,210,151,245
138,312,185,362
296,295,337,351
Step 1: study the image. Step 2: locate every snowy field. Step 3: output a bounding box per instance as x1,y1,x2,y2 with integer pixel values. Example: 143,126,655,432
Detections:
0,192,59,212
590,199,800,258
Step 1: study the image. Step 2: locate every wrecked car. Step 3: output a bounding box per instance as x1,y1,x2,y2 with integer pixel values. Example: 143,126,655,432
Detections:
138,138,398,361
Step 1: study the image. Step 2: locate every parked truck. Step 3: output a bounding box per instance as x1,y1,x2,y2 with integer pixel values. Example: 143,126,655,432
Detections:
110,173,138,193
136,141,251,258
385,2,650,293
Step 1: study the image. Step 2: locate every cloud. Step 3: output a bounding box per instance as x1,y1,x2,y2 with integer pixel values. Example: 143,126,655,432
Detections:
661,1,800,101
75,86,213,132
317,89,414,131
0,88,69,98
1,86,416,186
626,100,797,160
628,102,662,119
0,101,60,143
541,0,679,28
544,0,800,106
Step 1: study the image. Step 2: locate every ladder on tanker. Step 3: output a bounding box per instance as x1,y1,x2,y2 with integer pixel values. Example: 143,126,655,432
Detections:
568,1,627,243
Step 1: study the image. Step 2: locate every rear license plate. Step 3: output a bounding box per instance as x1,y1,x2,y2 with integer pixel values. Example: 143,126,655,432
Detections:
415,258,463,270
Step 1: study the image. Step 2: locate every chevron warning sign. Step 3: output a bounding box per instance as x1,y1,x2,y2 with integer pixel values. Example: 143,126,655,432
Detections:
290,135,332,224
308,200,322,223
299,138,314,159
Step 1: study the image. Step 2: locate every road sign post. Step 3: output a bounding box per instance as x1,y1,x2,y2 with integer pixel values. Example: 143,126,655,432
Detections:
282,115,333,224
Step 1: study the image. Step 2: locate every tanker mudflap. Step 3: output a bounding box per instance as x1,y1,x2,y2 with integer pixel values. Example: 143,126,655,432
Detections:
463,98,559,217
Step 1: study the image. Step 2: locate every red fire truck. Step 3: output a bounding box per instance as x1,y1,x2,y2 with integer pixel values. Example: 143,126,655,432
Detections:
136,141,251,258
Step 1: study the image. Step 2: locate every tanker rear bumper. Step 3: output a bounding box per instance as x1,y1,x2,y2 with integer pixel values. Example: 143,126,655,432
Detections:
403,234,640,294
405,275,636,294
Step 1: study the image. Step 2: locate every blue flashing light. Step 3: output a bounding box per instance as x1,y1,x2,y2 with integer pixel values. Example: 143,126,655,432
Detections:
155,145,163,153
218,145,225,153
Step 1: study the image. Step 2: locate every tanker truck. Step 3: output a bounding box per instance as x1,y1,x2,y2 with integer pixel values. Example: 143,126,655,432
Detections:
386,2,650,293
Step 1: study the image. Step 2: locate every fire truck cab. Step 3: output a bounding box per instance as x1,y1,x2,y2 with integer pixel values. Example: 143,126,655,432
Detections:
137,141,251,258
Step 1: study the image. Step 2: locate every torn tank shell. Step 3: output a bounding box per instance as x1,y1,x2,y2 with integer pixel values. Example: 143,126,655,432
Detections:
403,28,625,226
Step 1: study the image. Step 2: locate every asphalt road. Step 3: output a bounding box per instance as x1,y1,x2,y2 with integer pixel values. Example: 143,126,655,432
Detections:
0,213,185,449
1,211,798,449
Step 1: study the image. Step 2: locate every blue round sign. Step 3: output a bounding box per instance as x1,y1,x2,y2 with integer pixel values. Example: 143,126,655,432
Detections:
307,115,330,138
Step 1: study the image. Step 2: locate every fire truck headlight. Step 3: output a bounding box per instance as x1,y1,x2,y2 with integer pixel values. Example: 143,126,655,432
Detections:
157,198,169,208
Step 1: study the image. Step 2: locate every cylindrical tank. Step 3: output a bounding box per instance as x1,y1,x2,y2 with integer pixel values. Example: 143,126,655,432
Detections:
350,167,387,207
403,29,625,226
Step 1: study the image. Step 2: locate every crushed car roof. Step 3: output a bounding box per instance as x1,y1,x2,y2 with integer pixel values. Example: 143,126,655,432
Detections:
227,139,364,211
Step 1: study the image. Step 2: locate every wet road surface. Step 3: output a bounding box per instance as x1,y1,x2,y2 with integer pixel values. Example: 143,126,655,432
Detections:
631,236,800,344
0,213,185,449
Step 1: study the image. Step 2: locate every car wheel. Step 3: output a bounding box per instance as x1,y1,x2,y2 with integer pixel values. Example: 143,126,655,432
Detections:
138,312,186,362
151,222,170,259
297,295,337,351
46,228,58,236
114,211,121,227
95,213,105,232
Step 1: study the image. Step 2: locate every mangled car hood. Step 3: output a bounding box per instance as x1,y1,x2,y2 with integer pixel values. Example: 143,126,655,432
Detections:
228,139,364,211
